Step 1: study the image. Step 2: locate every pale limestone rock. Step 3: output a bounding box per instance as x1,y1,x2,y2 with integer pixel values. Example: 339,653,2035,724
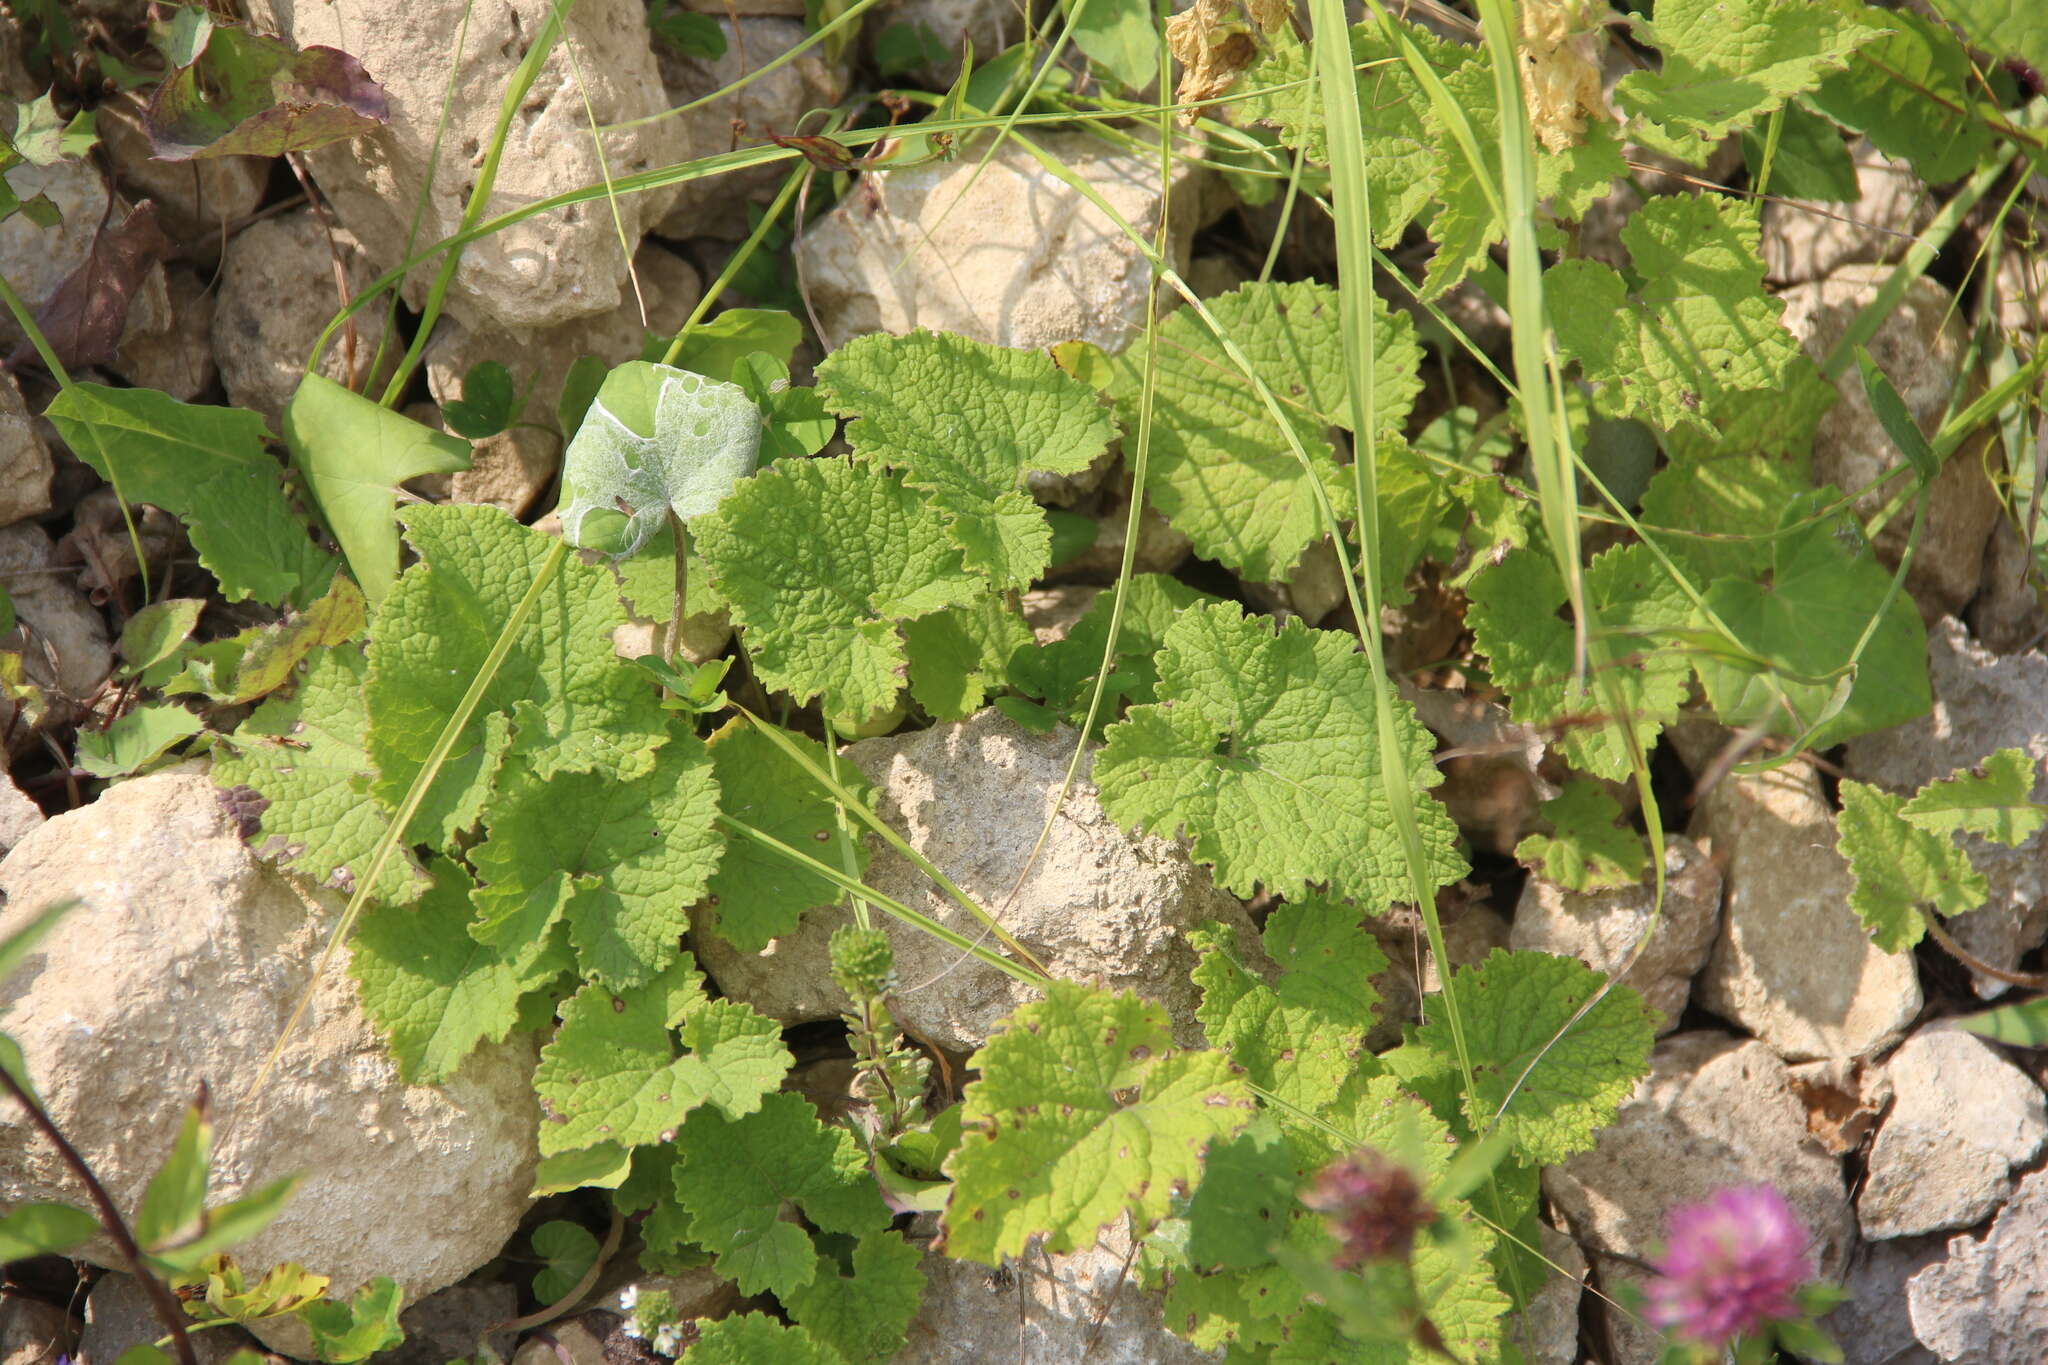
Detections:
1844,617,2048,996
692,709,1253,1052
214,210,395,426
96,96,269,256
1762,142,1933,287
0,161,108,353
1860,1025,2047,1240
509,1315,611,1365
0,370,52,528
1907,1166,2048,1364
1511,836,1721,1036
244,0,688,333
421,244,702,516
655,18,847,240
1544,1033,1855,1365
894,1225,1209,1365
1825,1235,1944,1365
0,523,113,703
111,264,219,403
0,768,42,857
1021,584,1099,643
0,774,540,1314
795,131,1209,354
1692,762,1920,1061
1781,266,2000,621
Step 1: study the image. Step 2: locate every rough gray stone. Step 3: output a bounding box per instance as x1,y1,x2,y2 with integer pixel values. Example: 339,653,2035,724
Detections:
244,0,687,333
1510,836,1721,1035
1907,1166,2048,1364
894,1225,1209,1365
1691,761,1920,1061
0,1296,77,1365
0,370,52,529
795,131,1209,354
0,522,114,704
1762,142,1933,287
1781,266,2000,621
1544,1032,1855,1365
376,1281,517,1365
80,1273,260,1365
692,709,1254,1052
0,767,41,857
1843,616,2048,996
1860,1025,2047,1240
1968,511,2047,657
0,160,107,353
214,210,396,426
112,264,219,404
1020,584,1099,644
1826,1235,1944,1365
97,96,268,256
598,1268,742,1327
509,1314,612,1365
421,243,702,516
655,18,848,240
1511,1224,1585,1365
0,774,540,1316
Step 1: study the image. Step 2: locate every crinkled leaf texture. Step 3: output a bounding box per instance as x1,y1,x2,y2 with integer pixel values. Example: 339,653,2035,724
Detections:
1900,748,2047,849
817,329,1115,590
943,982,1256,1264
533,956,789,1157
1839,779,1987,953
558,362,762,558
1096,600,1465,906
680,1314,839,1365
1514,781,1649,893
1549,195,1806,434
365,503,665,849
781,1229,926,1363
1090,281,1418,583
1615,0,1883,163
670,1092,890,1297
695,455,985,726
1417,949,1657,1165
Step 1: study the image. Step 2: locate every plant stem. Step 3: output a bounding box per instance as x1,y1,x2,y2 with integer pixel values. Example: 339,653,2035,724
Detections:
666,510,688,669
1922,909,2048,991
0,1068,198,1365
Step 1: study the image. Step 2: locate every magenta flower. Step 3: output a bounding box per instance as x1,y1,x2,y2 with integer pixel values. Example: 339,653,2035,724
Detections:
1304,1148,1437,1268
1644,1184,1814,1346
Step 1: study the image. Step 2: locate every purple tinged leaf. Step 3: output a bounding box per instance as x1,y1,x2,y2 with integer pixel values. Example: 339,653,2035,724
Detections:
32,200,174,371
145,19,388,162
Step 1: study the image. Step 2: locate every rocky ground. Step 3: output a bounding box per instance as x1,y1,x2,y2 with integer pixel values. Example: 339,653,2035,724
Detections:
0,1,2045,1363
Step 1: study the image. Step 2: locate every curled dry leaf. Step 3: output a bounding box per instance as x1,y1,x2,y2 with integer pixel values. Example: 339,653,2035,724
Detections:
1165,0,1259,123
1520,0,1613,152
32,199,173,371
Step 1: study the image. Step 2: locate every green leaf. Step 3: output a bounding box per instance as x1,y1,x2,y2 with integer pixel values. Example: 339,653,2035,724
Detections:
470,723,720,987
680,1315,840,1365
558,355,608,440
1614,0,1883,163
662,311,802,381
649,0,729,58
1467,545,1693,780
531,1219,601,1305
1182,1117,1304,1272
530,1142,634,1197
701,719,871,953
0,900,75,992
695,455,984,725
1838,779,1988,952
532,957,790,1156
365,503,665,849
136,1100,213,1252
1960,995,2048,1047
1549,194,1805,433
1693,492,1931,747
1008,573,1212,725
558,362,763,558
1091,282,1418,582
1856,346,1939,484
781,1229,927,1363
351,859,568,1084
943,982,1256,1264
0,1202,98,1260
284,374,471,606
211,644,430,906
1416,948,1657,1164
441,359,519,439
1514,781,1650,893
902,595,1034,721
76,704,205,778
300,1278,405,1364
1900,748,2047,848
119,600,206,674
1742,100,1859,200
1098,600,1464,906
1067,0,1159,90
146,1178,298,1277
1810,7,1990,184
1920,0,2048,109
6,92,98,166
158,575,366,706
45,382,337,605
816,330,1113,591
1189,898,1386,1111
1640,450,1813,584
187,1256,330,1326
670,1091,889,1296
143,17,388,160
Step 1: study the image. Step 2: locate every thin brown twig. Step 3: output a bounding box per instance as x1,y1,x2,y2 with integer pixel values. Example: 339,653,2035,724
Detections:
1921,908,2048,991
484,1206,624,1341
0,1068,198,1365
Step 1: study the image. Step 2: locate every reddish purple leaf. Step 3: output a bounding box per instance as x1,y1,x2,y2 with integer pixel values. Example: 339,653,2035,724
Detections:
32,199,174,371
146,22,387,162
